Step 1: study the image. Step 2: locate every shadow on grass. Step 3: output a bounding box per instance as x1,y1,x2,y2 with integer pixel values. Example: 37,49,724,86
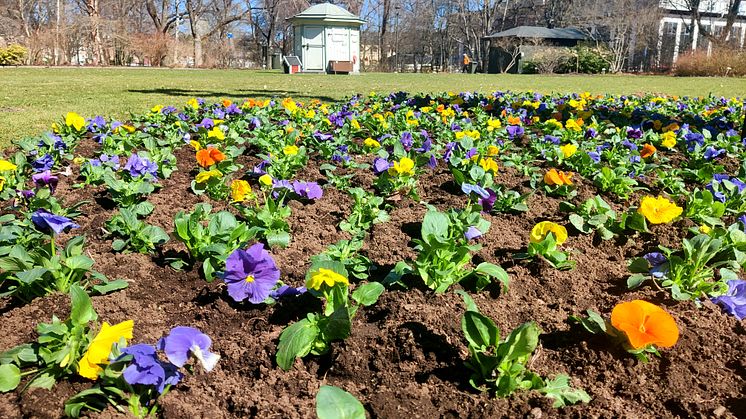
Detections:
126,87,339,102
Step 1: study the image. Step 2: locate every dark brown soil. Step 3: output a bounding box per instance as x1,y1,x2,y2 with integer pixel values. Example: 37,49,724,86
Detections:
0,141,744,418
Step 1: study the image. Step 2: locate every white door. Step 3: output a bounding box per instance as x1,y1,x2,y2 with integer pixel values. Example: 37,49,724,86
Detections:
302,26,324,71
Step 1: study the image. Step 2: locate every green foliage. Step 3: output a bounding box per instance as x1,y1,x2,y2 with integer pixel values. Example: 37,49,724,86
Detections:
460,294,589,406
0,236,127,302
173,203,255,280
339,187,390,236
0,44,27,66
561,196,617,240
684,189,725,226
516,233,575,270
236,195,292,249
105,207,169,253
627,233,737,300
316,385,366,419
413,207,508,292
559,46,612,74
593,166,639,200
0,285,97,393
276,261,384,371
311,239,372,280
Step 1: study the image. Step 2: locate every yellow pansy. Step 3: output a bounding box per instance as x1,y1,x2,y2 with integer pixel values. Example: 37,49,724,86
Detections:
637,196,682,224
364,138,380,148
65,112,86,131
189,140,202,151
187,98,199,109
388,157,415,176
565,118,583,132
73,156,85,165
699,225,712,234
195,169,223,183
305,109,316,118
479,158,498,174
660,131,677,149
546,119,563,130
0,176,5,192
231,180,253,202
350,119,361,130
486,119,501,131
207,127,225,140
51,122,60,133
283,145,299,156
282,97,298,113
530,221,568,244
306,268,349,291
560,143,578,158
486,145,499,156
0,159,18,171
259,174,273,186
78,320,134,380
421,107,432,113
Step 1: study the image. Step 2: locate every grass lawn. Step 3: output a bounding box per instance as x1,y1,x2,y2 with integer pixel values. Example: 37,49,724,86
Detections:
1,67,744,148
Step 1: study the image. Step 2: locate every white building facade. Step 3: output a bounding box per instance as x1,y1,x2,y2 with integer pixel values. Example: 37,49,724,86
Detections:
289,3,364,73
658,0,746,65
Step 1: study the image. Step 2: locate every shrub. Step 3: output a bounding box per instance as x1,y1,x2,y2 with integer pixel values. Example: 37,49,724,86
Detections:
560,46,612,74
525,47,571,74
675,49,746,76
0,44,28,66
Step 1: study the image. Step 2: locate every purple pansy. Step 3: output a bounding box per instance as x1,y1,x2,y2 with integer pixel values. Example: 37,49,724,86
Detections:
461,183,489,199
32,171,59,194
704,146,726,160
32,154,54,172
292,181,323,200
710,280,746,320
464,226,482,241
400,132,413,151
270,285,307,300
31,209,79,235
506,125,524,139
643,252,668,278
588,151,601,163
372,157,391,175
159,327,220,371
124,154,158,179
120,344,183,394
478,189,497,213
222,243,281,304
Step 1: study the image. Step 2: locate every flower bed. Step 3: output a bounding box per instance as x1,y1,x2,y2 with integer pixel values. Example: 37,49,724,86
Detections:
0,92,744,417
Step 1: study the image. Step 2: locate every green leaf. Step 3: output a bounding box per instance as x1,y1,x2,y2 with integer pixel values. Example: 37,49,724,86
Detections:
626,273,647,289
421,210,450,245
319,306,351,342
316,385,366,419
569,309,607,334
540,374,591,407
456,290,479,313
0,364,21,392
90,278,128,295
65,255,94,271
277,319,320,371
568,214,587,233
28,372,56,389
351,282,384,306
267,230,291,249
474,262,509,290
500,322,540,363
70,284,97,325
462,311,499,349
627,257,651,274
16,267,49,284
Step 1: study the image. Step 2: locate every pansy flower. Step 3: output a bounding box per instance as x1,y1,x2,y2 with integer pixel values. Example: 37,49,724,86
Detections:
637,196,682,224
711,280,746,320
31,209,80,235
120,344,183,393
292,181,323,200
78,320,134,379
32,171,59,194
306,267,348,291
196,147,226,168
530,221,567,244
159,326,220,372
222,244,281,303
610,300,678,350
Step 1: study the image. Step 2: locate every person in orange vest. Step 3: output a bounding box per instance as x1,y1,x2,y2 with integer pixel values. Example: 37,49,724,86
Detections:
462,53,471,73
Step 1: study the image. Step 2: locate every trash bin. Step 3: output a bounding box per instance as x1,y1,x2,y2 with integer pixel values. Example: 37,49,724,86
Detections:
271,53,282,70
469,62,478,74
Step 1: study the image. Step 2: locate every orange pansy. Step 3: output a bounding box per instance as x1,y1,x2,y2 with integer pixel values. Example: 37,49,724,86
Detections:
640,143,657,159
544,168,573,186
196,147,226,168
610,300,679,350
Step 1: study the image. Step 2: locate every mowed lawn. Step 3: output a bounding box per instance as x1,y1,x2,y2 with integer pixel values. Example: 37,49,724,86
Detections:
1,67,745,147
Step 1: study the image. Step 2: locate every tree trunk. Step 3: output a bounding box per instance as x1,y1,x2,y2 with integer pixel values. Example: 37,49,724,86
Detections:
193,35,203,67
